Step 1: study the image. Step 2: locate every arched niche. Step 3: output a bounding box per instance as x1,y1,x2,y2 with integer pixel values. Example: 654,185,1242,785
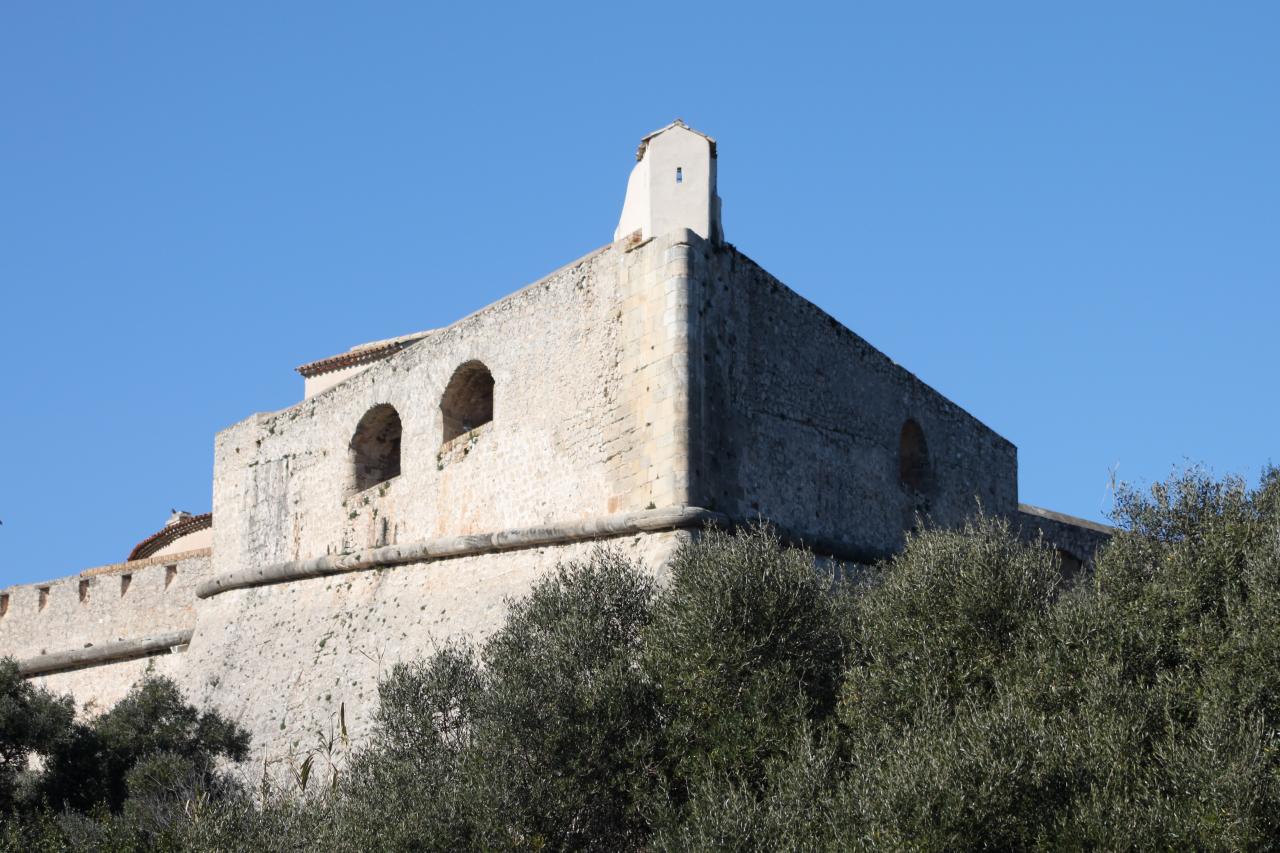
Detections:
440,361,494,444
898,418,934,495
351,404,403,493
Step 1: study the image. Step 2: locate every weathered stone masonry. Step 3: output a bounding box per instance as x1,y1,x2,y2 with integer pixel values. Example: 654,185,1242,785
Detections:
0,550,210,714
0,121,1111,765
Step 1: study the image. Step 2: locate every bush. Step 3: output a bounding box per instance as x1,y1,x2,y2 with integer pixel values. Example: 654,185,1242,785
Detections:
336,550,661,850
0,674,250,851
39,675,250,815
0,659,75,814
644,525,847,816
820,467,1280,850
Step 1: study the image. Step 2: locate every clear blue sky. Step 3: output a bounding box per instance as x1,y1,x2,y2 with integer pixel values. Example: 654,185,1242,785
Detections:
2,3,1276,585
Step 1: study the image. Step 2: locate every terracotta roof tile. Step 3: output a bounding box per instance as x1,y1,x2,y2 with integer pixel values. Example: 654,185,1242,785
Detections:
128,512,212,561
295,331,432,378
296,341,404,378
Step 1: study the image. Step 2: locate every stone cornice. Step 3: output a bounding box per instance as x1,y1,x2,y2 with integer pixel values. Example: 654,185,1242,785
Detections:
195,506,894,600
197,506,728,599
17,630,193,678
80,547,213,578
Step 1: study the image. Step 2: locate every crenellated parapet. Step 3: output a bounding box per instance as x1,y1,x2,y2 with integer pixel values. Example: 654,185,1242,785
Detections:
0,549,210,705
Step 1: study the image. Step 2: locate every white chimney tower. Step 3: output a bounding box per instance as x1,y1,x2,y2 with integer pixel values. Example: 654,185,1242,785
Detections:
615,119,723,244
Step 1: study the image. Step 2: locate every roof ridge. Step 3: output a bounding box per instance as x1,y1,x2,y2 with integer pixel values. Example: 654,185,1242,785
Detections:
127,512,213,561
635,119,717,161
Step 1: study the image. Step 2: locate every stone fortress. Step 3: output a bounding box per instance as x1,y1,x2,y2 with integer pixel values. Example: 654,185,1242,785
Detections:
0,121,1109,765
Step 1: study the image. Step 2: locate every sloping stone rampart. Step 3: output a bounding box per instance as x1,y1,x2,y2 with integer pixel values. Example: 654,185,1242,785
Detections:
1018,504,1113,572
177,531,688,765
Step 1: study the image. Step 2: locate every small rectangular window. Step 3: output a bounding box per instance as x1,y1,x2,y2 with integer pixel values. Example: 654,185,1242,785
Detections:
676,167,683,184
1,593,9,618
121,574,132,596
165,565,178,589
38,587,50,611
79,579,91,603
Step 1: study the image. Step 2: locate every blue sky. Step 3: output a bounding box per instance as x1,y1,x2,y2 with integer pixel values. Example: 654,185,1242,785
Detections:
2,3,1276,585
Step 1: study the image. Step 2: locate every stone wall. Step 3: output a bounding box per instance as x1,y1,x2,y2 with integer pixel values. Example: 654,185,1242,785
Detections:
177,232,708,764
211,233,698,583
688,236,1020,556
0,227,1109,772
0,550,210,716
31,652,190,718
0,550,210,664
1017,504,1113,577
177,531,687,766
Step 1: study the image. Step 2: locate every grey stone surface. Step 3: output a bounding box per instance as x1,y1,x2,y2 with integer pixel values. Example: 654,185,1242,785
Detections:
689,238,1019,554
177,532,688,764
0,551,210,662
1017,504,1113,576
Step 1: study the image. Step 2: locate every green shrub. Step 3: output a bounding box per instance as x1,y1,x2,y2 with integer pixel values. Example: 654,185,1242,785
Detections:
0,675,251,851
0,659,75,815
643,525,847,816
39,675,249,815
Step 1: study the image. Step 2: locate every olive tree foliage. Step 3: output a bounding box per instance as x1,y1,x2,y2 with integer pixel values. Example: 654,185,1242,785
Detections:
1,675,250,852
347,467,1274,853
7,467,1280,851
333,549,663,851
41,674,251,816
818,467,1280,851
196,529,846,853
0,660,75,814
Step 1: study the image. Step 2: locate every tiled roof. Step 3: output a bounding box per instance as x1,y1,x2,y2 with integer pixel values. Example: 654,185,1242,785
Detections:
128,512,212,561
296,332,431,378
296,340,406,378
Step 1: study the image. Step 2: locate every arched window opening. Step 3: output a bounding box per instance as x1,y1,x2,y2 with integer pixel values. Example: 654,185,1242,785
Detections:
351,404,403,493
441,361,494,443
898,419,934,494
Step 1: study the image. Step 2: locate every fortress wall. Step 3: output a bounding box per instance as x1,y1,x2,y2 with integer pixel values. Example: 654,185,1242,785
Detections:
211,233,697,581
178,531,687,767
690,239,1019,555
0,551,211,665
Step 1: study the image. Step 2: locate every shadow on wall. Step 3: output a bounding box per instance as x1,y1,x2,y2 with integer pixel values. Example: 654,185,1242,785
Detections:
899,419,934,496
350,404,403,493
441,361,495,444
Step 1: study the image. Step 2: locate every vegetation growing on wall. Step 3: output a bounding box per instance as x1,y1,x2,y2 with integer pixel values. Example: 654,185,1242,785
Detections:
4,467,1279,850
